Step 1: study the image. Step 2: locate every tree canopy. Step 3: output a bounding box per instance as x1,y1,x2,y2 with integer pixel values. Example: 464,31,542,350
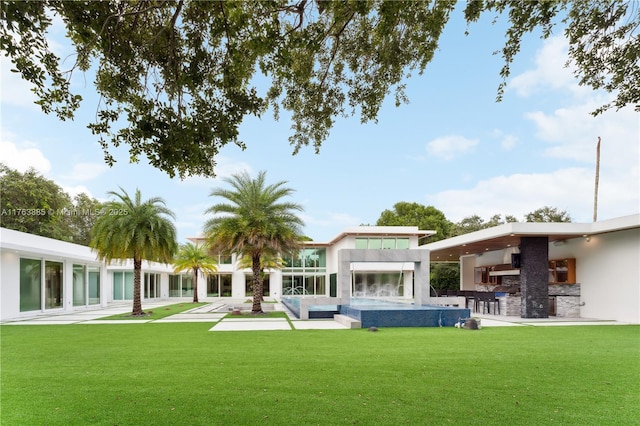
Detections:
0,163,103,245
524,206,572,223
376,202,452,242
2,0,637,178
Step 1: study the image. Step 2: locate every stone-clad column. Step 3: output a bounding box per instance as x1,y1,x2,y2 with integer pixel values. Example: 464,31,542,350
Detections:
520,237,549,318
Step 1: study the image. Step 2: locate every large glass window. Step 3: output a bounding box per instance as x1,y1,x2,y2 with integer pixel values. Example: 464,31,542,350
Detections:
282,247,326,296
282,275,305,295
302,248,326,268
20,258,41,312
73,264,86,306
113,271,134,300
383,239,396,250
330,273,337,297
245,275,270,297
45,261,63,309
169,275,181,297
144,273,160,298
124,272,134,299
371,238,384,249
396,238,410,249
113,272,124,300
181,275,193,297
355,237,410,249
88,266,100,305
207,274,232,297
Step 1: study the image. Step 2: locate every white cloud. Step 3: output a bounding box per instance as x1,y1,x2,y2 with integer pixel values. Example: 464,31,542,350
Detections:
426,135,478,160
491,129,518,151
61,184,93,199
426,166,638,224
61,162,107,181
526,103,639,167
0,139,51,174
509,36,584,98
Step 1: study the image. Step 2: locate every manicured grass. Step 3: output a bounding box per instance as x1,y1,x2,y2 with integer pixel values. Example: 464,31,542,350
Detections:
100,302,207,320
1,324,638,425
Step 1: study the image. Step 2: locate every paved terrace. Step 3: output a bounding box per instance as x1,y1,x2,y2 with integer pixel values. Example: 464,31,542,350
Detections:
0,301,626,330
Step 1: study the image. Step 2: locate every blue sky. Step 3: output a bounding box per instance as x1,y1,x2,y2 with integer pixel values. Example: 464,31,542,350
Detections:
1,6,638,243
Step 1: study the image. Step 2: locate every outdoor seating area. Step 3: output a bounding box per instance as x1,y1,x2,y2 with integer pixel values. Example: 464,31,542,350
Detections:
436,290,502,315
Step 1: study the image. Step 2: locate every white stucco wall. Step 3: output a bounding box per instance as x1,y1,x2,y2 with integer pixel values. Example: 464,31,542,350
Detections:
576,229,639,323
1,250,21,320
0,228,105,320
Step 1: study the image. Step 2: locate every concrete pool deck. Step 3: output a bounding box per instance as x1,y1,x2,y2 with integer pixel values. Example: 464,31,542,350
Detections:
0,301,628,330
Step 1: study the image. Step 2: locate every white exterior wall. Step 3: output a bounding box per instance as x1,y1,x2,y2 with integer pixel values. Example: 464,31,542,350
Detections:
576,229,639,323
0,228,106,320
460,255,475,290
1,250,21,320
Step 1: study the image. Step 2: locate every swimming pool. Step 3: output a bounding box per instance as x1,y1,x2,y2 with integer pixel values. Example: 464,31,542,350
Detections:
282,297,470,327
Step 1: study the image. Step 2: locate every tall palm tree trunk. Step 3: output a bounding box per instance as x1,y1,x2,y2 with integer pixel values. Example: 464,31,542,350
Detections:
252,253,263,313
192,267,199,303
133,258,143,316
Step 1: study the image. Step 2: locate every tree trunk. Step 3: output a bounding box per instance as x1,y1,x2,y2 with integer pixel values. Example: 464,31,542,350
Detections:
132,258,143,316
192,267,199,303
251,252,263,313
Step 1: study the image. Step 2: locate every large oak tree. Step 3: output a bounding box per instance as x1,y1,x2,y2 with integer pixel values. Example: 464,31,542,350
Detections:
0,163,103,244
2,1,638,177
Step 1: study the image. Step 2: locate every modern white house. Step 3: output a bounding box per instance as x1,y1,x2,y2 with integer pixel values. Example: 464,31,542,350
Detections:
0,226,432,321
1,214,638,324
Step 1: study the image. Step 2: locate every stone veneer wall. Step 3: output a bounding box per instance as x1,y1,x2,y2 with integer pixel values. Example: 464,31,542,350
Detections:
472,284,581,318
549,284,581,318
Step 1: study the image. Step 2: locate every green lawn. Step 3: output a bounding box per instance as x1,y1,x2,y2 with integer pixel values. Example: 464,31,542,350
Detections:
99,302,207,320
1,324,638,425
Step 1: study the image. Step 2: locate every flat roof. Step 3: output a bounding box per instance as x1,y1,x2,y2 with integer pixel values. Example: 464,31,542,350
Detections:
422,214,640,261
189,226,436,247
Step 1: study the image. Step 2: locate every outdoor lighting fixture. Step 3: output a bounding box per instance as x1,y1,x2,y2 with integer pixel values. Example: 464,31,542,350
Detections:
585,236,591,242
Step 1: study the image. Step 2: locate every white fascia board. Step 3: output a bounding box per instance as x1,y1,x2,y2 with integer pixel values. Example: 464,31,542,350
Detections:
421,214,640,252
0,227,99,263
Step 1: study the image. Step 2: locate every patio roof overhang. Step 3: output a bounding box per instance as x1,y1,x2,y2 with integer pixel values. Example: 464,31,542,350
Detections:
422,214,640,262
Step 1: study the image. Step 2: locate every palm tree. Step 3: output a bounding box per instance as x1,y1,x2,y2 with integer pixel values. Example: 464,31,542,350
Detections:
204,170,304,313
236,249,285,301
173,242,218,303
91,187,177,316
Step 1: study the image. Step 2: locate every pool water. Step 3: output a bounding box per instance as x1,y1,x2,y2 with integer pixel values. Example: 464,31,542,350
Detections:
282,297,470,327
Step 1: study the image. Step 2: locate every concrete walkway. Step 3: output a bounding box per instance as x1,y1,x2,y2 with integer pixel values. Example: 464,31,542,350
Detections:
0,301,350,331
0,302,627,330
